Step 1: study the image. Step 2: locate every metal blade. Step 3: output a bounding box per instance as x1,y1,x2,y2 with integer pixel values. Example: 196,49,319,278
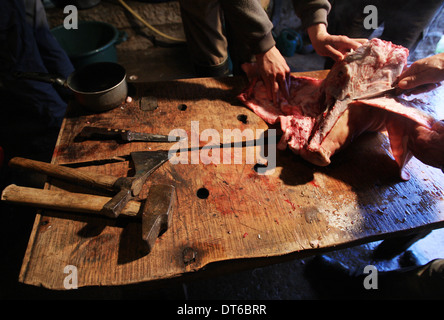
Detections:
101,150,170,217
129,150,170,196
353,87,397,100
141,184,176,253
127,131,182,142
62,156,130,168
75,126,182,143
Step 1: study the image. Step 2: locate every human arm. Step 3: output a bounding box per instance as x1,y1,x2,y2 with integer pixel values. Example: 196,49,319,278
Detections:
221,0,290,102
293,0,366,61
307,23,367,61
255,46,291,103
397,53,444,89
409,120,444,171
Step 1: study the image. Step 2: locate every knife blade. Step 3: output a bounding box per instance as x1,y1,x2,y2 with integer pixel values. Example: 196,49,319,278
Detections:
353,82,439,100
353,87,399,100
76,126,182,143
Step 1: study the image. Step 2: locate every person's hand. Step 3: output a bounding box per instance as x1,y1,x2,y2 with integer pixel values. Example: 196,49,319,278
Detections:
255,46,291,104
396,53,444,90
410,120,444,170
307,23,367,61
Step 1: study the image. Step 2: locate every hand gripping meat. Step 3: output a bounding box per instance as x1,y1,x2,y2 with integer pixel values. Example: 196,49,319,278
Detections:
238,38,444,180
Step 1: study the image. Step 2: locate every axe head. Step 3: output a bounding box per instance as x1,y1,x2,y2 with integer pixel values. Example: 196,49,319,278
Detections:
141,184,177,253
130,150,169,196
100,150,169,218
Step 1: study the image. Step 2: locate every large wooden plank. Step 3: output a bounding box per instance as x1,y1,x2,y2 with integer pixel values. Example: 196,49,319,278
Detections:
18,72,444,289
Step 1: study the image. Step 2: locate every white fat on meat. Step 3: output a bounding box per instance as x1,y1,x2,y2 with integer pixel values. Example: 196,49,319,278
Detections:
238,38,444,179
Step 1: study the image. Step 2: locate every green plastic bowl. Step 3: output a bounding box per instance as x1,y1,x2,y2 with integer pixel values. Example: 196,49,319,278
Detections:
51,21,127,69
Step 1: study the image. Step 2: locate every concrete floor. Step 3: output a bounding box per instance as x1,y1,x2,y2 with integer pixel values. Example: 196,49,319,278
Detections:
1,2,443,300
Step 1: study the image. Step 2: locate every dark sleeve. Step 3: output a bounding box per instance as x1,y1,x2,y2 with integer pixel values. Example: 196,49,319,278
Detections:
220,0,275,55
292,0,331,29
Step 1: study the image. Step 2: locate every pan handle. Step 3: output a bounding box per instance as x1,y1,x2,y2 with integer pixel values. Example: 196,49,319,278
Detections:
116,30,128,45
14,71,67,87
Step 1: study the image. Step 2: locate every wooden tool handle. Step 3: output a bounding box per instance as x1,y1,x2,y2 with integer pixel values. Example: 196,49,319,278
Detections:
9,157,119,191
1,184,140,217
76,126,128,141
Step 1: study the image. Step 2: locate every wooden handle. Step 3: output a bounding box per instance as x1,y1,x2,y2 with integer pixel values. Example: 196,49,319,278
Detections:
76,126,128,141
9,157,119,191
1,184,140,217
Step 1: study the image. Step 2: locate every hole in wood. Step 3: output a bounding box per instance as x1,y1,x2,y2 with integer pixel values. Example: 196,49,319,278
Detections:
237,114,248,124
196,187,209,199
182,247,197,265
178,104,187,111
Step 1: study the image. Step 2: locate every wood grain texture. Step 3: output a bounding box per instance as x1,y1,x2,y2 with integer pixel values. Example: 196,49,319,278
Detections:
18,71,444,289
2,184,141,217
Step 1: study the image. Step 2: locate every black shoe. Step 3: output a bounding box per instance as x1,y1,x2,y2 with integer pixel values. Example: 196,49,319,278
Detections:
305,255,361,299
398,250,422,268
306,255,353,280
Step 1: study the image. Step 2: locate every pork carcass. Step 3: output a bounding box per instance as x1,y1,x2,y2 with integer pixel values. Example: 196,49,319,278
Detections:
238,38,443,180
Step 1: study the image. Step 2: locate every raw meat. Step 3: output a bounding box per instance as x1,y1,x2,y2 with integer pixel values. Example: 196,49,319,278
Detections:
310,38,408,150
238,38,442,179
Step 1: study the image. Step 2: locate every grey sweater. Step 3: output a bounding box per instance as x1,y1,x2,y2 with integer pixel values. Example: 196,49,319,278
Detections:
221,0,331,55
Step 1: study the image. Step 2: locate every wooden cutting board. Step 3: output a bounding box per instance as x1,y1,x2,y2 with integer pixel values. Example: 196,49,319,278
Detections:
18,71,444,289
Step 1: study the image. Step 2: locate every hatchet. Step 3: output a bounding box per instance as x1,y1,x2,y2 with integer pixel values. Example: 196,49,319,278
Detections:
8,151,169,218
1,183,176,253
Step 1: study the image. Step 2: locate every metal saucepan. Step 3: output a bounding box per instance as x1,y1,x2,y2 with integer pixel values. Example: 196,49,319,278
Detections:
15,62,128,112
